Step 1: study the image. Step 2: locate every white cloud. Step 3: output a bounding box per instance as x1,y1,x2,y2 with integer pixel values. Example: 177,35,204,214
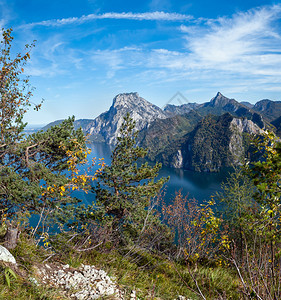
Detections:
21,11,193,29
17,4,281,100
181,5,281,68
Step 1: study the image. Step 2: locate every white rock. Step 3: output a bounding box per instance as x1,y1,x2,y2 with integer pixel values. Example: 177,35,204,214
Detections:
62,264,69,269
130,290,137,299
96,281,106,294
0,245,16,264
106,286,115,295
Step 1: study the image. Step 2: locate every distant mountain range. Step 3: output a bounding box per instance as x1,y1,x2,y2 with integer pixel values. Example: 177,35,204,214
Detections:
42,92,281,172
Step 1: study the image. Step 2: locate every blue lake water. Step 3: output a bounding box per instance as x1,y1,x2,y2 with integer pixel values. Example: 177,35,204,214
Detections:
30,142,230,229
72,142,231,206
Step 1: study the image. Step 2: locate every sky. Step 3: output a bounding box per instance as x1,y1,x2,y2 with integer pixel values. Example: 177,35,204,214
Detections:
1,0,281,124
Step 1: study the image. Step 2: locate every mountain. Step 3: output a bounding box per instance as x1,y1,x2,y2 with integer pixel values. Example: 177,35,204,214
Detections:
195,92,266,129
163,103,199,117
84,93,168,144
240,101,254,109
155,113,264,172
138,110,202,160
41,91,281,172
41,119,93,132
252,99,281,122
271,116,281,136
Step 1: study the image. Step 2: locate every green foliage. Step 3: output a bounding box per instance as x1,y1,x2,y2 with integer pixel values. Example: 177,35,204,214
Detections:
217,166,256,231
0,115,89,229
92,113,169,245
3,267,17,288
249,131,281,203
214,132,281,299
0,28,37,146
245,131,281,243
138,110,202,161
0,28,95,246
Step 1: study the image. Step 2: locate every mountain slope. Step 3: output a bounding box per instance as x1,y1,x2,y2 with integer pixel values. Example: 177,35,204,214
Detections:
252,99,281,122
163,103,199,117
196,92,265,129
155,113,264,172
85,93,167,144
138,110,202,160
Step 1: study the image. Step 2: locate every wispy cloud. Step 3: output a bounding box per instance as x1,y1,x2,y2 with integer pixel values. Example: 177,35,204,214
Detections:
17,3,281,107
180,5,281,68
21,11,193,29
80,5,281,94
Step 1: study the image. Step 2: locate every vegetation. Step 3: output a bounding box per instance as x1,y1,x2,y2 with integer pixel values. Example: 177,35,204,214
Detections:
1,27,281,300
0,28,99,251
156,113,253,172
138,110,202,161
91,113,169,246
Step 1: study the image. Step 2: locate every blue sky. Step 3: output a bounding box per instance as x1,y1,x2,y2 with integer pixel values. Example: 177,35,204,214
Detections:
1,0,281,124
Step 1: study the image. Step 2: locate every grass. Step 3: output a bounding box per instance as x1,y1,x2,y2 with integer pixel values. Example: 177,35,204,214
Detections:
56,241,241,299
0,233,69,300
0,232,241,300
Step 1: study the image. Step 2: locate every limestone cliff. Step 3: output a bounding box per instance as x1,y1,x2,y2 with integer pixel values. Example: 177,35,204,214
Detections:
85,92,167,144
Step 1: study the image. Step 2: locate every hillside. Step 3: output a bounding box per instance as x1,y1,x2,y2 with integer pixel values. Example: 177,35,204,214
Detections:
252,99,281,122
138,110,202,160
41,92,281,171
155,113,263,172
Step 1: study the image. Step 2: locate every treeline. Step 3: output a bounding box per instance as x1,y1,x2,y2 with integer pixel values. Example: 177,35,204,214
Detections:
1,28,281,299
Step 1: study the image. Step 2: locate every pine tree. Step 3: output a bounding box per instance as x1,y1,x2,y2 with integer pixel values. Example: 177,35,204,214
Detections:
93,113,169,244
0,28,91,248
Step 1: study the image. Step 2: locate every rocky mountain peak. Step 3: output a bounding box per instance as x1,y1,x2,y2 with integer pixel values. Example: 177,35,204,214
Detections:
85,93,167,144
210,92,235,107
111,92,166,116
112,92,139,107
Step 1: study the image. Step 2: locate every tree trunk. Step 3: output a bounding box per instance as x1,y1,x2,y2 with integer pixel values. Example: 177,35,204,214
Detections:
4,227,19,250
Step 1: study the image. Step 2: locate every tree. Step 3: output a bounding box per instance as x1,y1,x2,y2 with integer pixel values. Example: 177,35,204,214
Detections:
244,131,281,299
221,132,281,299
217,166,256,260
0,28,93,249
93,113,169,245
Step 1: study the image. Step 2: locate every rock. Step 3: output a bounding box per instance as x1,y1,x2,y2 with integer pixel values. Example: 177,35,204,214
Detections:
29,277,39,285
0,245,16,264
37,263,124,299
130,290,137,299
62,264,69,269
85,92,168,144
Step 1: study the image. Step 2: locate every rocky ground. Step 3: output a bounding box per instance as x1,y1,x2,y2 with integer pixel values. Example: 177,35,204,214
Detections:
1,245,191,299
34,263,131,299
34,262,190,300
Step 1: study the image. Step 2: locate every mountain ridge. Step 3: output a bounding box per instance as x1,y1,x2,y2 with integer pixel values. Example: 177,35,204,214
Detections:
41,91,281,172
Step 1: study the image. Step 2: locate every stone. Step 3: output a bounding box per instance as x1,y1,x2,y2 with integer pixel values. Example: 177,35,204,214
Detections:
85,93,168,145
130,290,137,299
38,263,124,299
0,245,16,264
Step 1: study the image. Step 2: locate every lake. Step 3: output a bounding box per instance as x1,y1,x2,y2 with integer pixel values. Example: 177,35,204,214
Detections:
72,142,231,206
